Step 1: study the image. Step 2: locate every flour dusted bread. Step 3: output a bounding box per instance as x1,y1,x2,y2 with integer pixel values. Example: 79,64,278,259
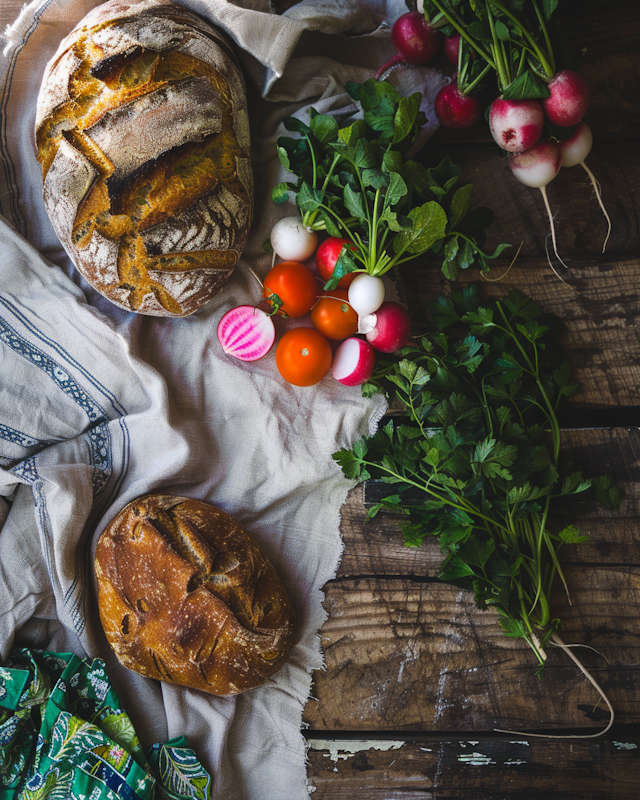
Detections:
35,0,253,316
95,495,295,695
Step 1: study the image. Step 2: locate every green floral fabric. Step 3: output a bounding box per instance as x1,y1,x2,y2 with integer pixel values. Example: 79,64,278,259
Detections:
0,649,211,800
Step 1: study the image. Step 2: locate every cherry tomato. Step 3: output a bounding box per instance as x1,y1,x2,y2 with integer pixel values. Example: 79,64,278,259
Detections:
276,328,332,387
263,261,318,318
315,238,358,288
310,288,358,341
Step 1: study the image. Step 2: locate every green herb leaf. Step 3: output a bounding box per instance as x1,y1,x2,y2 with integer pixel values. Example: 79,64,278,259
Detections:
310,113,339,145
393,201,448,256
343,184,367,221
295,182,324,214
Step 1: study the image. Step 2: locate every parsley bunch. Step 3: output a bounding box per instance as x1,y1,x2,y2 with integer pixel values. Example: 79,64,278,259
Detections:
334,286,619,670
272,79,509,285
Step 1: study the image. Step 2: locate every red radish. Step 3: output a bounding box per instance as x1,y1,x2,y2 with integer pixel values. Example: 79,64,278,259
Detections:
360,301,412,353
217,305,276,362
375,12,441,80
509,140,567,280
315,237,357,287
489,98,544,153
332,338,376,386
443,33,461,65
543,69,590,128
270,216,318,262
348,273,386,317
560,122,611,252
434,83,482,129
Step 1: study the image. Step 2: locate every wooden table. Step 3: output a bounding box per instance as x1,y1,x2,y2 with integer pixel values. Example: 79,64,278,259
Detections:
302,1,640,796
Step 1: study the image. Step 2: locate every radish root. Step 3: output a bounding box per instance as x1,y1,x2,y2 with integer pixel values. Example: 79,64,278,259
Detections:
482,241,524,282
580,160,612,253
539,185,570,280
494,632,614,740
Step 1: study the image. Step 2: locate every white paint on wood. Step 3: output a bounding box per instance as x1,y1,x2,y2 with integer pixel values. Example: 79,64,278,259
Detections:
308,739,405,766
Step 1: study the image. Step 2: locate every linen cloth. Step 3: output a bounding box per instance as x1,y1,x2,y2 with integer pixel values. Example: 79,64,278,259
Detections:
0,1,446,797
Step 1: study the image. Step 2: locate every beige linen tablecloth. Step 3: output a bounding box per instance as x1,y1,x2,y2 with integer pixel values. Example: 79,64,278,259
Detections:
0,1,444,797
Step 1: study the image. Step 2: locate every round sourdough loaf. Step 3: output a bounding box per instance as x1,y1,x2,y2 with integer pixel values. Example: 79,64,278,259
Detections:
95,495,296,695
35,0,253,317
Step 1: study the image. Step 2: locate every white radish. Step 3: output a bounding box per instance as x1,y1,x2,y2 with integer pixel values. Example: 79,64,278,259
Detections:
217,305,275,362
360,301,412,353
509,140,567,281
270,216,318,261
331,338,376,386
560,122,611,252
348,273,386,318
489,98,544,153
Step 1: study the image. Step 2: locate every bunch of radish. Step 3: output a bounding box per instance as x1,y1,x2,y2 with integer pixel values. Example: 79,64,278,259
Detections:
376,2,611,274
491,71,603,276
217,216,412,388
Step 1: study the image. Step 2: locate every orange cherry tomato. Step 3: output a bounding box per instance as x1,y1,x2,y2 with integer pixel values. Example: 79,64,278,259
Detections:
276,328,332,387
310,288,358,341
263,261,318,319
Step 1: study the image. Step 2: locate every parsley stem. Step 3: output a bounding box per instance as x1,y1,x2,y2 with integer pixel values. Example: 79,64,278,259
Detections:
495,303,561,462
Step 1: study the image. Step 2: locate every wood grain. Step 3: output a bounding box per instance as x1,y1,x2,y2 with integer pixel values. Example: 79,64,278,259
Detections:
303,567,640,731
354,428,640,574
398,257,640,407
306,735,640,799
419,144,640,259
304,430,640,733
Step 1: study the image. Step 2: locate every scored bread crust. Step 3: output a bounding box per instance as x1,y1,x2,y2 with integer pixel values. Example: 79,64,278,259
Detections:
95,495,296,695
35,0,253,317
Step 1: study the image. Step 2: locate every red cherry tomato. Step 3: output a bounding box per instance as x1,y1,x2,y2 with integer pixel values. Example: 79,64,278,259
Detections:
275,328,332,387
315,238,357,288
310,288,358,341
263,261,318,318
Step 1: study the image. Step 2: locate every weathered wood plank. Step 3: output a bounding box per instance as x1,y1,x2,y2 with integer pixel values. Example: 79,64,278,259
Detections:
308,430,640,733
303,566,640,731
399,256,640,407
306,735,640,799
419,144,639,259
350,428,640,574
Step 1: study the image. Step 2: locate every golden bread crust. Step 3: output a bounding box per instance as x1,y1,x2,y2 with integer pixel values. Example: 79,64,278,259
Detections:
36,0,253,317
95,495,296,695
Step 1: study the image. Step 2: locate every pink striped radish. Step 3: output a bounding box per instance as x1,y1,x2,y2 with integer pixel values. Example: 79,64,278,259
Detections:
217,305,276,362
560,122,611,252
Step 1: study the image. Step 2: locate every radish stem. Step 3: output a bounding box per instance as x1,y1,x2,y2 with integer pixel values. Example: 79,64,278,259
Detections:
580,160,612,253
494,632,615,740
